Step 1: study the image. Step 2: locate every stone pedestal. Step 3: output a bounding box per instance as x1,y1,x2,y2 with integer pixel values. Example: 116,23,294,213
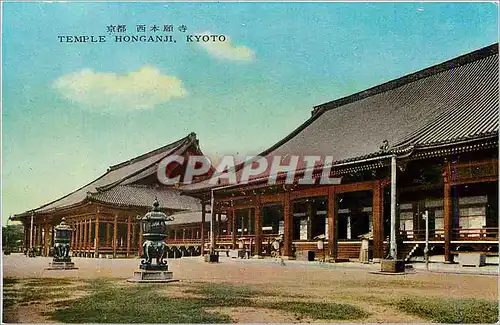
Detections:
127,264,178,283
46,258,78,270
459,252,486,267
380,259,405,273
204,254,219,263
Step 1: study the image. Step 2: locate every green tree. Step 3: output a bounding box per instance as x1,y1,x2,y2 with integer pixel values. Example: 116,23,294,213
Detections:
2,224,24,252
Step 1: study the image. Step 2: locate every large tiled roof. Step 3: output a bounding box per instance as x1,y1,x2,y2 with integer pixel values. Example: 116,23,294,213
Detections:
91,185,200,211
15,133,201,217
168,210,203,225
268,44,498,161
183,44,499,194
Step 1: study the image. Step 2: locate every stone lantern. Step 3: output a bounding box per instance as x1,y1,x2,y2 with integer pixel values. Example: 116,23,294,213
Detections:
46,218,78,270
128,200,177,283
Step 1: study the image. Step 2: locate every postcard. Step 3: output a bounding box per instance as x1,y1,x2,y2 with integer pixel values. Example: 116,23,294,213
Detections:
2,1,498,323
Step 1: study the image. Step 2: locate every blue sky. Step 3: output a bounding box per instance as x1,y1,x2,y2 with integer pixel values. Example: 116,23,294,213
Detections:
2,1,498,222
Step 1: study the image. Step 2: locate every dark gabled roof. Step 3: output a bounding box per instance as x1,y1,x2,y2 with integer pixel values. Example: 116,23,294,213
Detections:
265,43,498,161
168,210,203,225
90,184,200,211
167,209,227,225
183,44,499,194
14,133,201,218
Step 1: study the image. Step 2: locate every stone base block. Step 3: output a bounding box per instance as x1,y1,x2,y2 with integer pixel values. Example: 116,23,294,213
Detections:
459,253,486,267
204,254,219,263
380,259,405,273
127,270,177,283
325,258,349,263
140,264,169,271
46,261,78,270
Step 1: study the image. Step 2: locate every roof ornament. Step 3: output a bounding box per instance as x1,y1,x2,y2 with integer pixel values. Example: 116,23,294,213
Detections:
379,140,389,153
152,198,160,211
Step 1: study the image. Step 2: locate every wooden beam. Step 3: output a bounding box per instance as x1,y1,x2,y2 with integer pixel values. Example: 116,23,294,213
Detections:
232,203,257,210
335,180,383,194
450,176,498,186
290,186,328,200
260,193,283,205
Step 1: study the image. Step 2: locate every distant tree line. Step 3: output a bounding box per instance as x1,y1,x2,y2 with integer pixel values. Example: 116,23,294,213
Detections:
2,224,23,253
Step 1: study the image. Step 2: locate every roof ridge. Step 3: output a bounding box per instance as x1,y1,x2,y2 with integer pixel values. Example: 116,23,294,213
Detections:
108,132,196,171
16,133,197,217
95,135,197,192
313,43,498,114
18,171,110,215
251,43,498,160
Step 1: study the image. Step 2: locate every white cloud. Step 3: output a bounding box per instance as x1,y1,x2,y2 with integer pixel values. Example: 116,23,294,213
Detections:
196,31,255,62
53,66,187,111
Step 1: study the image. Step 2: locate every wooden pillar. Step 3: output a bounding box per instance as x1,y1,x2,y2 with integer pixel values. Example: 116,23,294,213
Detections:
254,198,262,257
78,221,82,251
24,224,27,251
106,223,111,247
372,181,384,259
75,222,79,250
126,216,131,258
217,213,221,239
131,222,136,252
88,219,92,255
113,215,118,258
70,224,74,248
443,162,453,262
23,225,28,251
211,204,217,252
78,221,83,251
231,208,236,248
283,192,293,258
83,220,88,256
138,222,143,256
328,187,337,259
307,201,313,240
201,202,206,256
75,222,79,253
247,209,252,235
43,222,50,256
94,216,100,258
37,225,42,247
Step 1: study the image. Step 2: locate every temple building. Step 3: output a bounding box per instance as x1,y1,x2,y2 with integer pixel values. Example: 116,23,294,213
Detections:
12,133,210,258
13,44,498,263
181,43,498,262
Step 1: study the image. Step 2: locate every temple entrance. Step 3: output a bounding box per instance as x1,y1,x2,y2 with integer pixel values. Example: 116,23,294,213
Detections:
262,205,284,236
292,197,328,240
337,191,372,240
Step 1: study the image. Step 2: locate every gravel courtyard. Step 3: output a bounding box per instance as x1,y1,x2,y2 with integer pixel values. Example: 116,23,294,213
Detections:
3,254,498,323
